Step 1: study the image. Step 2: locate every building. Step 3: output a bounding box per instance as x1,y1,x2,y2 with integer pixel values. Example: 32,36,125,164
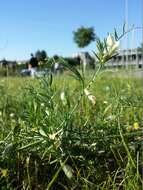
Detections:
0,59,17,68
107,49,143,68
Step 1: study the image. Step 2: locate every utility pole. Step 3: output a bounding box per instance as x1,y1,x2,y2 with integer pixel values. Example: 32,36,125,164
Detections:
142,0,143,68
141,1,143,186
131,28,136,68
125,0,129,69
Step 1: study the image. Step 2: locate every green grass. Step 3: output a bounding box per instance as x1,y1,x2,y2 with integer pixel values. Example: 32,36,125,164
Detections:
0,70,143,190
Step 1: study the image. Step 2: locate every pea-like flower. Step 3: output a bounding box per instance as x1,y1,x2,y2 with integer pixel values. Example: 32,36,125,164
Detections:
45,109,50,116
60,92,67,105
60,92,65,101
95,33,120,65
133,122,139,130
106,34,120,54
41,103,45,107
106,34,115,47
0,169,8,177
126,122,140,132
10,113,15,118
49,133,56,140
84,88,96,105
109,41,120,55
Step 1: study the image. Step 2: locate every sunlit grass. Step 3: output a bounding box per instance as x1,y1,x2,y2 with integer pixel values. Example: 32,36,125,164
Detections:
0,71,143,189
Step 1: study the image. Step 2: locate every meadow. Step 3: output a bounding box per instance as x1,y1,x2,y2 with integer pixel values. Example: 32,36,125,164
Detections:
0,68,143,190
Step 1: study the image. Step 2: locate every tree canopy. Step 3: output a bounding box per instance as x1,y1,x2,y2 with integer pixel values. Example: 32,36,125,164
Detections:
73,27,95,48
35,50,47,62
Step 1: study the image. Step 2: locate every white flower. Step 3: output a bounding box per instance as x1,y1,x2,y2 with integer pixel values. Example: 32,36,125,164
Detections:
10,113,14,118
49,133,56,140
98,150,105,154
61,163,73,179
60,92,65,101
84,88,96,105
107,115,115,120
60,92,67,105
106,34,115,47
110,41,120,53
84,89,90,96
98,130,104,133
45,109,50,116
49,129,62,140
105,86,110,91
106,34,120,53
41,103,45,107
91,143,97,147
88,95,96,105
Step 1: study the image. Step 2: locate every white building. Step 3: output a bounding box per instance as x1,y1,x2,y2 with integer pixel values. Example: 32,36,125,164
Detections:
107,49,143,68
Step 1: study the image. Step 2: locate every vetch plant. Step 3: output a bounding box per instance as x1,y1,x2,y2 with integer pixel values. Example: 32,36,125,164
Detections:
106,34,120,51
93,33,120,65
1,25,142,190
58,28,123,131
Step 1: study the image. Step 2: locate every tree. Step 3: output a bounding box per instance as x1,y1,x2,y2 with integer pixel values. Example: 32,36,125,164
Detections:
73,27,95,48
35,50,47,62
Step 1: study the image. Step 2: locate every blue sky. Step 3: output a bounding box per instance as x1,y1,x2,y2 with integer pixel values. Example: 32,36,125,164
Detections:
0,0,142,60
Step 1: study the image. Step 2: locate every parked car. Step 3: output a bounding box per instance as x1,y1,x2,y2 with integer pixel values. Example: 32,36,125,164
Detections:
20,69,31,76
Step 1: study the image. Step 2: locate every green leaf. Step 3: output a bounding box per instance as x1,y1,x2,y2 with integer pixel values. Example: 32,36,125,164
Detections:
46,159,67,190
49,73,53,87
114,28,119,41
61,163,73,179
92,51,101,62
39,127,48,137
123,23,126,35
60,58,84,86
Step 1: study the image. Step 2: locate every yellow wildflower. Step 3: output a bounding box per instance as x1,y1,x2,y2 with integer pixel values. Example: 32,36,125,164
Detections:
133,122,139,130
0,168,8,177
31,127,38,132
